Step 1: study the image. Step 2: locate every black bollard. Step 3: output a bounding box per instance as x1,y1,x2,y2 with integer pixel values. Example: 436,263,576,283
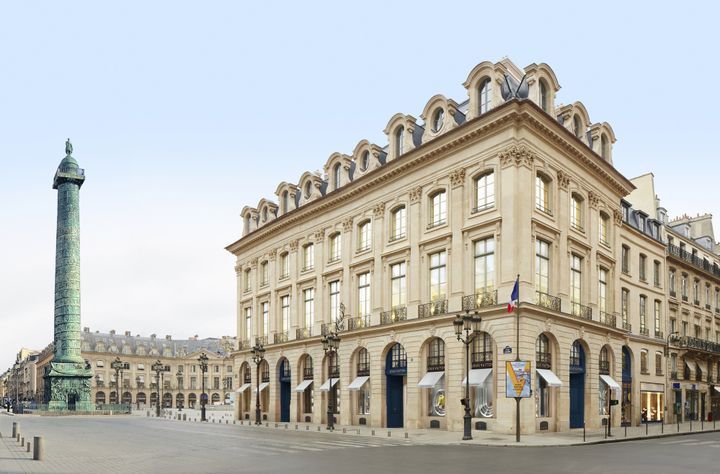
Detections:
583,423,586,442
33,436,43,461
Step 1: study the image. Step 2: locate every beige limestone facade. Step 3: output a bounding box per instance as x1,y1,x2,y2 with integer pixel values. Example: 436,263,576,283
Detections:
226,58,720,435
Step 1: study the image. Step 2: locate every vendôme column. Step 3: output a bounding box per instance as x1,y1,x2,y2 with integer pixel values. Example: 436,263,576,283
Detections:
45,139,94,411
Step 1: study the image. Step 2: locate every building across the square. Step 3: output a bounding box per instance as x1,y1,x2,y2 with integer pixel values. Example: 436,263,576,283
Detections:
227,57,720,434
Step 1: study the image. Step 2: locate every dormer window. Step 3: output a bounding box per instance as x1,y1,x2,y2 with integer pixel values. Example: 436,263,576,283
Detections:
431,108,444,132
281,191,289,214
395,126,405,156
539,79,549,112
360,151,369,171
333,163,342,190
304,181,312,199
479,78,492,114
600,134,609,160
573,115,582,138
262,207,268,222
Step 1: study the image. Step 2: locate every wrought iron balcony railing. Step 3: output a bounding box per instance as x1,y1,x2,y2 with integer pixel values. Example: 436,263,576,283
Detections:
296,327,312,340
671,371,678,380
599,311,616,328
536,291,561,312
669,290,677,298
381,307,407,325
426,356,445,372
570,302,592,321
348,314,370,331
536,352,551,370
303,368,314,380
243,375,251,384
418,300,447,319
640,327,649,336
274,332,289,344
655,368,663,376
356,362,370,377
261,371,270,383
671,335,720,355
471,351,493,369
599,360,610,375
667,244,720,279
655,330,664,339
238,340,251,350
255,336,268,346
682,295,688,302
461,290,498,311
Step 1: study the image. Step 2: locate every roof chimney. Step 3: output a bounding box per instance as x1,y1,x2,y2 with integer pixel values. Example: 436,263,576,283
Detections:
165,335,172,340
109,329,116,335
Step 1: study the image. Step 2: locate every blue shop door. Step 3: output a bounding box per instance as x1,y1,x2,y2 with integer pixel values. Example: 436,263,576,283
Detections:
569,373,585,428
387,375,404,428
280,381,291,422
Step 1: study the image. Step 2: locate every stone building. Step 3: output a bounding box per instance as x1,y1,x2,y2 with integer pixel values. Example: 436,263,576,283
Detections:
226,58,718,434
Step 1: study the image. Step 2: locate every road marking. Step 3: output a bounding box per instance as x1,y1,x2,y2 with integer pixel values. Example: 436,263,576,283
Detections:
660,438,700,444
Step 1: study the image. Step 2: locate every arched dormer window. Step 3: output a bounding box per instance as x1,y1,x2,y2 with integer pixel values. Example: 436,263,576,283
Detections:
600,134,609,161
479,78,492,114
535,173,552,215
539,79,549,112
333,163,342,190
570,193,584,231
573,115,583,138
361,151,370,171
474,171,495,213
304,181,312,199
262,207,268,222
395,126,405,157
282,191,289,214
431,108,444,132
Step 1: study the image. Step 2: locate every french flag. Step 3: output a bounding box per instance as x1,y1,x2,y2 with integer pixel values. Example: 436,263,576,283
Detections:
508,278,519,313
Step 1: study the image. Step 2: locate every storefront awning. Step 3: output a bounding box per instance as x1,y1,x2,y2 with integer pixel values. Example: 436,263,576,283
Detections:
348,376,369,391
235,383,251,393
293,379,313,392
714,386,720,395
319,378,340,392
537,369,563,387
253,382,269,394
461,368,492,387
600,374,621,392
685,359,697,373
417,371,445,388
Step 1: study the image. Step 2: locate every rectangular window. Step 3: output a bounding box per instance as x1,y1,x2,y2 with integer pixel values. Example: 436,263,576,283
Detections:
598,268,608,315
261,302,269,338
693,280,700,303
716,289,720,309
190,377,197,390
280,253,289,279
640,296,647,333
329,281,340,323
429,251,447,301
599,215,609,244
570,255,582,304
570,196,583,230
475,172,495,212
639,254,647,281
641,350,648,374
654,300,661,335
261,262,268,286
329,234,342,262
281,295,290,333
391,262,407,308
682,321,688,336
621,246,630,274
244,307,252,341
244,269,251,291
358,272,371,317
535,240,550,293
682,275,688,298
430,192,447,226
303,244,314,271
391,207,406,240
358,221,372,251
304,288,314,329
535,176,550,213
474,238,495,293
669,270,676,294
653,261,661,286
621,288,629,328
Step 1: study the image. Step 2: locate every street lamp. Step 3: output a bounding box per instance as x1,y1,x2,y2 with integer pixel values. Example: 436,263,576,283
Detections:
251,343,266,425
176,369,183,410
151,360,165,417
665,331,679,423
453,311,482,441
110,357,126,406
198,352,209,422
321,332,341,431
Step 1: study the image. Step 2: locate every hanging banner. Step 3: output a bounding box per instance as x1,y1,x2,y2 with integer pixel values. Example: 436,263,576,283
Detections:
506,361,531,398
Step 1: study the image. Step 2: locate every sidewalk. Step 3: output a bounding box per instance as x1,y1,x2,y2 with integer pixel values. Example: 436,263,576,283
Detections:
153,411,720,446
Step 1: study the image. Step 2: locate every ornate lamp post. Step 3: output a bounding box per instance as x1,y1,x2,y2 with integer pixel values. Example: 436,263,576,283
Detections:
251,343,266,425
151,360,165,417
110,357,125,406
321,332,341,431
198,353,209,422
453,311,482,441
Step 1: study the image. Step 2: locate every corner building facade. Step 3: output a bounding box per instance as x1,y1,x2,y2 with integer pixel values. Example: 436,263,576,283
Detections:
227,58,672,434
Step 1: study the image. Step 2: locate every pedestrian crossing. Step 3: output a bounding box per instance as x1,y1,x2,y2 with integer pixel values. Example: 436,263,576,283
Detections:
241,435,408,456
658,437,720,448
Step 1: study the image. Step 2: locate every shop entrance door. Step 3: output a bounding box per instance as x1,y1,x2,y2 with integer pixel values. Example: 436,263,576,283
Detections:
569,341,585,429
385,344,407,428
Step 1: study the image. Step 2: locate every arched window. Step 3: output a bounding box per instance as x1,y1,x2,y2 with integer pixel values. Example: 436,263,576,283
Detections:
432,107,444,132
356,348,369,376
535,174,551,214
470,332,494,418
570,341,583,367
599,346,610,375
573,115,583,138
429,190,447,227
539,79,549,112
536,334,550,369
600,134,609,160
479,78,492,114
536,333,552,417
356,348,371,415
333,163,342,190
395,126,405,157
472,332,493,368
570,194,583,231
262,206,268,222
427,339,445,372
390,206,406,241
357,220,372,252
474,171,495,212
304,181,312,199
361,151,369,171
281,191,289,214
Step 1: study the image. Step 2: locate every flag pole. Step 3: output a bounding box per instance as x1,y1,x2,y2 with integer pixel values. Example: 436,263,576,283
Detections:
515,274,521,443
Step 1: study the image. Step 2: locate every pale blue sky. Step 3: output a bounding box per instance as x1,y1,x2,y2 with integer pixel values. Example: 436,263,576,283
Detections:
1,1,718,368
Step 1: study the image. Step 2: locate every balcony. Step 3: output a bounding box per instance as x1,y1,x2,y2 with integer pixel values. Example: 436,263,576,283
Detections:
536,204,552,216
426,355,445,372
640,327,649,336
274,332,289,344
381,307,407,325
669,290,677,298
418,300,447,319
255,336,268,346
570,222,584,233
536,291,561,312
471,351,493,369
238,340,251,350
348,315,370,331
570,302,592,321
682,295,688,302
694,300,701,306
303,368,314,380
536,352,551,370
622,321,631,332
461,291,498,311
706,304,712,311
296,328,312,340
357,362,370,377
672,335,720,354
599,360,610,375
655,330,664,339
261,371,270,383
667,244,720,279
599,312,616,328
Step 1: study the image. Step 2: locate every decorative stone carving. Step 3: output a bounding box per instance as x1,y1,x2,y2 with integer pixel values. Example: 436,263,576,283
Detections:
289,240,299,253
342,218,353,232
613,209,623,227
449,168,466,187
557,170,570,190
499,144,536,168
409,186,422,203
268,249,277,261
373,202,385,218
234,262,243,274
588,191,599,209
313,230,325,242
250,258,258,269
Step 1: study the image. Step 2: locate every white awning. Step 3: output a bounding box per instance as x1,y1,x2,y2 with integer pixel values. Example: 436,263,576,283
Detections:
461,368,492,387
235,383,251,393
600,374,621,392
253,382,269,394
714,386,720,394
537,369,563,387
318,378,340,392
293,379,313,392
348,376,370,391
417,371,445,388
685,359,697,372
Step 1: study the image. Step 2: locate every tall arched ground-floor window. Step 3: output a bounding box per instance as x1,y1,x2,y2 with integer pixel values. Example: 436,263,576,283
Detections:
95,391,106,405
188,393,197,409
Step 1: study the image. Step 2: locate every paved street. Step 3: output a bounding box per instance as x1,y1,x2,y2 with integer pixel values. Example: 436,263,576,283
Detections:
1,414,719,473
